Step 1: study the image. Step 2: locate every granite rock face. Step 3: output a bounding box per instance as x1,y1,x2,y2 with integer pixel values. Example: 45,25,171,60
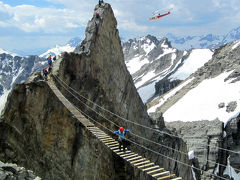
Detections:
0,3,192,180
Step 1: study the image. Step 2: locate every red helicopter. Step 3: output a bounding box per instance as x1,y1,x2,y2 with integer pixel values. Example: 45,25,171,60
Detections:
149,9,172,21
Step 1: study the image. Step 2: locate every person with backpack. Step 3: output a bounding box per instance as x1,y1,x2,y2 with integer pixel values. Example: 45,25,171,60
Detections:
47,55,52,66
43,67,48,81
53,55,56,61
114,127,130,152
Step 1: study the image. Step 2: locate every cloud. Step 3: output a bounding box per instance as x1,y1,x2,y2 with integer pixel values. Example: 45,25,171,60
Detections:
0,2,86,33
119,19,150,32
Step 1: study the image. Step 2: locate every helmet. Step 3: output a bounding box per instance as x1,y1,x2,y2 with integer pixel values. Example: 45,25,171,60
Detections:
119,127,124,132
43,67,47,70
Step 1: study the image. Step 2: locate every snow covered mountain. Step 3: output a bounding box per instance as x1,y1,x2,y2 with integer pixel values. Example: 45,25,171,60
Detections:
0,37,82,114
0,52,47,113
147,40,240,124
166,26,240,50
40,37,81,58
146,40,240,179
123,35,213,103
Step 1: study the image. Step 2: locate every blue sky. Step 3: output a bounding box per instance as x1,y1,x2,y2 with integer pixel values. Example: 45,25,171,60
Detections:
0,0,240,55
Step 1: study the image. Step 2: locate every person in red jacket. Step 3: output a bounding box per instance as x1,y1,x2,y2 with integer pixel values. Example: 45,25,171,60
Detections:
114,127,130,152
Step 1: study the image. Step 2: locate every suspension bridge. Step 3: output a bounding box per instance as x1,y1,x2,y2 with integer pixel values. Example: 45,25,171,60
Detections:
45,69,240,180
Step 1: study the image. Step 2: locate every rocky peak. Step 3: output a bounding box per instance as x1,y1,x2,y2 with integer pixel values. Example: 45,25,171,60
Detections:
159,37,172,48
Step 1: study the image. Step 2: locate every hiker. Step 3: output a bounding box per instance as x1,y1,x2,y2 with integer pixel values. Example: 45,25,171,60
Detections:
114,127,130,152
43,67,48,81
96,12,100,19
99,0,104,6
81,44,85,52
47,55,53,67
53,55,56,61
48,65,52,74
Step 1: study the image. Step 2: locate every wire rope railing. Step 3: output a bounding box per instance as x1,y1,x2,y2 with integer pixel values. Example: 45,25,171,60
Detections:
54,75,240,156
53,75,240,175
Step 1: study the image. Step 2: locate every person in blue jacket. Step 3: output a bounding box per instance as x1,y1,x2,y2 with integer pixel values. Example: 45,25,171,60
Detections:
114,126,130,152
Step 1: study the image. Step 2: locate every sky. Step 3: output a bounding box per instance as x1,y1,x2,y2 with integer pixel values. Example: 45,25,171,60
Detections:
0,0,240,55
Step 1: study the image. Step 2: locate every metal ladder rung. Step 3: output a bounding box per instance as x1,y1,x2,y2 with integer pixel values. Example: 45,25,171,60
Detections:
157,174,176,180
170,178,182,180
152,171,170,178
134,160,150,166
143,165,160,171
147,168,164,174
137,162,155,169
128,156,143,162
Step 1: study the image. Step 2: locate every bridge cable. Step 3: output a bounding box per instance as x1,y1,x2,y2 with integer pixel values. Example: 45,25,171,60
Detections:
54,75,240,156
53,75,240,174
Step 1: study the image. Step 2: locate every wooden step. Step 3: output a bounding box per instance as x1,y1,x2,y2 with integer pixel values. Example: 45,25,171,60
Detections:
147,168,164,174
143,165,160,171
120,152,135,157
122,154,138,159
134,160,150,166
96,135,110,138
127,156,143,162
101,138,114,142
137,162,155,169
101,139,115,143
152,171,170,178
105,141,118,145
115,150,131,154
107,144,119,148
157,174,176,180
110,146,119,150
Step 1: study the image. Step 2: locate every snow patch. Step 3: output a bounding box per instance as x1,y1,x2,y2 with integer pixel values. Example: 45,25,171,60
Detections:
0,48,18,57
232,40,240,50
40,44,75,58
164,71,240,124
188,150,195,160
126,55,148,74
0,89,11,115
224,156,240,179
170,49,213,80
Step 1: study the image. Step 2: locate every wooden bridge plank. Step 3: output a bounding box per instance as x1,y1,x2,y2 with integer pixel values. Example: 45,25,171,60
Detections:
143,165,160,171
152,171,170,178
157,174,176,180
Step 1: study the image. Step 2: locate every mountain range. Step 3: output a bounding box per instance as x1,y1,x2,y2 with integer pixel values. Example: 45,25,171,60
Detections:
166,26,240,50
